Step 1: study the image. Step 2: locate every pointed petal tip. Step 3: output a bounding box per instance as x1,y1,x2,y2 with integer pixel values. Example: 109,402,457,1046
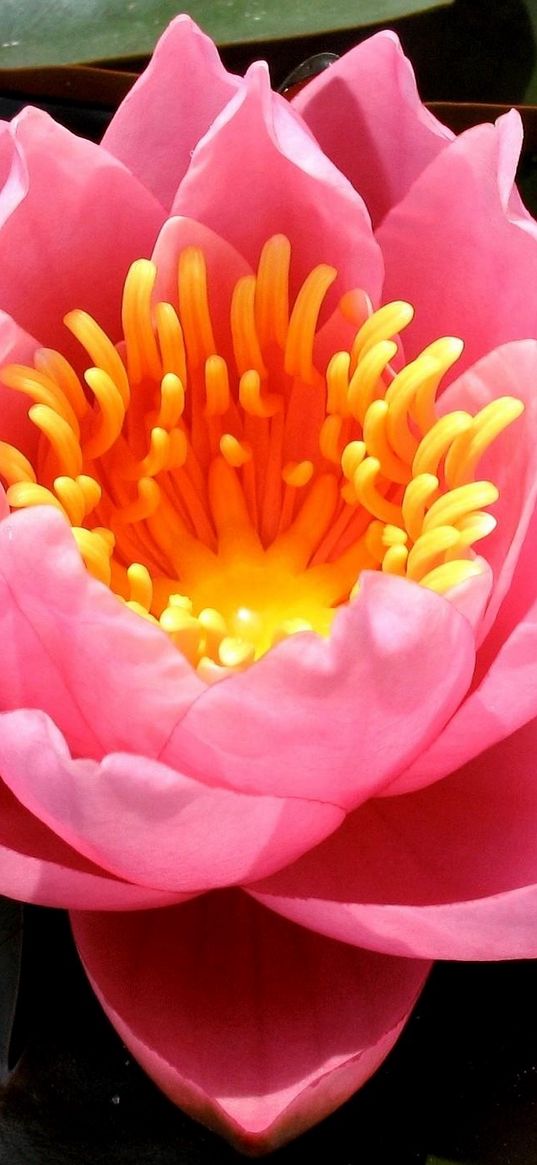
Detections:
72,895,430,1151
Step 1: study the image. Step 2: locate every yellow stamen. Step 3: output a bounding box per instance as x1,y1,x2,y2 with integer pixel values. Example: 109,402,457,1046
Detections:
410,338,464,433
157,372,185,429
282,461,314,488
28,404,83,477
402,474,440,544
354,458,403,526
239,369,281,418
363,400,411,484
72,527,112,585
347,339,398,425
419,558,484,594
34,349,89,421
220,434,252,469
0,237,522,675
178,247,216,370
205,356,230,417
65,310,130,406
0,442,36,485
255,234,291,350
83,368,125,459
284,264,337,382
155,304,188,386
231,276,267,377
422,481,499,533
341,441,366,482
127,562,153,610
7,481,67,517
406,526,462,581
446,397,525,487
326,352,351,416
1,365,79,434
319,414,344,464
122,259,162,386
412,411,473,477
53,477,89,526
351,300,414,366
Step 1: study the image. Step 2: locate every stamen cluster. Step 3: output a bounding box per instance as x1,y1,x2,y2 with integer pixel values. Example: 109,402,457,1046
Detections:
0,236,522,678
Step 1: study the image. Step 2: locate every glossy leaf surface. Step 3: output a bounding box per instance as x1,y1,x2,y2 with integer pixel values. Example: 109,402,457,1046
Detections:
0,0,453,68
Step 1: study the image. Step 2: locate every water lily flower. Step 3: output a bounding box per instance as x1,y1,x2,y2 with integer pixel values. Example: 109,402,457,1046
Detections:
1,14,537,1154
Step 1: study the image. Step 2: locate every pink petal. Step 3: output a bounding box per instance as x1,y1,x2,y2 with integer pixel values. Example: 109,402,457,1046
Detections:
0,507,203,759
172,63,383,309
72,892,430,1150
387,579,537,795
476,489,537,683
0,310,40,455
0,778,181,910
445,562,493,635
250,718,537,961
102,16,241,211
160,572,475,808
0,107,164,357
0,120,25,214
294,31,453,227
378,111,537,373
0,709,344,891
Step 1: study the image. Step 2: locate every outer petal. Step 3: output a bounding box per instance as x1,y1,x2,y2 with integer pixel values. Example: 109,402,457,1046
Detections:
0,107,164,356
0,710,344,891
0,310,40,455
102,16,241,211
294,31,453,227
160,572,475,808
172,63,383,309
0,507,204,759
476,489,537,682
445,563,493,635
378,111,537,373
72,892,430,1151
250,719,537,962
0,780,182,911
388,586,537,794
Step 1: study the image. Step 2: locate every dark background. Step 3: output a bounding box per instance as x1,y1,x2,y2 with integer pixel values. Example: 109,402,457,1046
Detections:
3,908,537,1165
1,2,537,1162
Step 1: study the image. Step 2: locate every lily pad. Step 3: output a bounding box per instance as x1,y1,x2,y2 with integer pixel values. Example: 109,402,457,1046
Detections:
0,0,453,68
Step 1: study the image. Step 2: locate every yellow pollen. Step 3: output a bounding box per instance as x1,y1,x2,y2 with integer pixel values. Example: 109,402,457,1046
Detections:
0,237,523,678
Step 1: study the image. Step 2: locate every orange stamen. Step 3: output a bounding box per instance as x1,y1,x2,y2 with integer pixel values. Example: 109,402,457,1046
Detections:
0,237,522,677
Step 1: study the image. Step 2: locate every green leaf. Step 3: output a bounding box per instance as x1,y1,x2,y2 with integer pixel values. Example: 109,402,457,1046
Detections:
0,0,454,69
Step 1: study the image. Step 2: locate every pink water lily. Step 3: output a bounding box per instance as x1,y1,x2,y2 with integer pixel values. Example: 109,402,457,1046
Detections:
1,15,537,1154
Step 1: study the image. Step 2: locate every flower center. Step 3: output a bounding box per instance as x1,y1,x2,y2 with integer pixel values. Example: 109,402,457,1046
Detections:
0,235,523,680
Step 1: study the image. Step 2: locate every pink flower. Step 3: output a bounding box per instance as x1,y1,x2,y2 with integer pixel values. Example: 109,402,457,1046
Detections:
0,14,537,1153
